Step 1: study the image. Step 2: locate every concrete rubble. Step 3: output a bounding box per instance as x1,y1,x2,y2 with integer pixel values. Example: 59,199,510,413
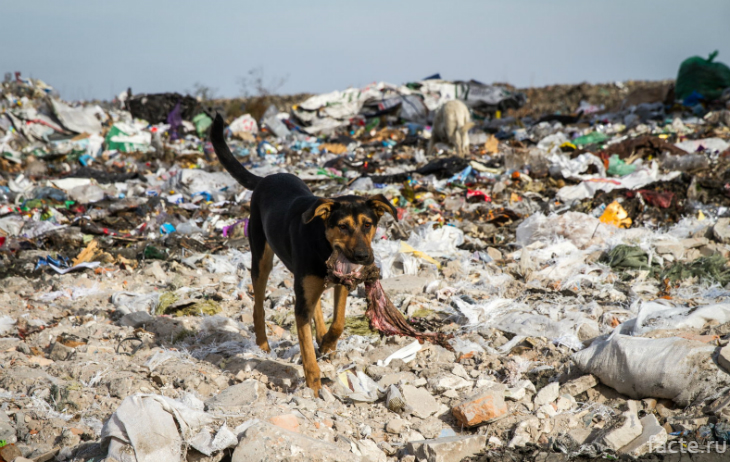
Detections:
1,68,730,462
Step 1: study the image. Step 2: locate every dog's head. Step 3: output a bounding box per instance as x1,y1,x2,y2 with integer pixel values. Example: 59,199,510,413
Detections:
302,194,397,265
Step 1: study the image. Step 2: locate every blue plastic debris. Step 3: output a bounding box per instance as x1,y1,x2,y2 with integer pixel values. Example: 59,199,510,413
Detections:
160,223,176,235
447,166,473,184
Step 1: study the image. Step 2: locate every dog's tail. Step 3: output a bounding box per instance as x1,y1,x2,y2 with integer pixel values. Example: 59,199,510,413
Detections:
460,121,475,138
210,113,262,190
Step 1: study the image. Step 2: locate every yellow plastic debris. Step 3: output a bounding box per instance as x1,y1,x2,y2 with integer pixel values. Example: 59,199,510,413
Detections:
399,242,441,269
560,141,577,150
599,201,632,228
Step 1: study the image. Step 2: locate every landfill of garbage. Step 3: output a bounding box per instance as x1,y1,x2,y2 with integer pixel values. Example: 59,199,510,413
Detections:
2,51,730,462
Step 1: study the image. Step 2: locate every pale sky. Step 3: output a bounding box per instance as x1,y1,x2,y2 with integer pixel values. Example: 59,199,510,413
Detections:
3,0,729,101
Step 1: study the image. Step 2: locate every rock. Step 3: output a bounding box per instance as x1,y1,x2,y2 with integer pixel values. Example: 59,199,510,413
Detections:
713,218,730,244
508,417,540,448
665,415,711,433
619,414,668,457
442,389,459,399
718,344,730,372
267,414,300,433
404,430,426,443
555,395,576,412
320,387,335,403
0,444,22,462
11,457,35,462
385,418,407,434
119,311,154,328
429,374,472,393
380,275,431,295
48,342,73,361
28,355,54,366
401,385,439,418
452,388,508,427
536,403,557,418
231,421,353,462
108,375,135,399
352,438,387,462
225,358,303,388
559,374,598,397
655,242,685,258
451,364,469,379
602,401,643,451
487,247,502,261
567,427,592,446
406,435,487,462
204,380,260,412
416,418,443,439
533,382,559,407
655,400,675,419
642,398,657,411
0,411,16,445
505,380,535,401
379,372,415,387
504,386,525,401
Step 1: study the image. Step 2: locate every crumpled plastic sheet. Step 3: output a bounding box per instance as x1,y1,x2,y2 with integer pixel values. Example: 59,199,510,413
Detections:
100,393,231,462
111,291,161,315
557,161,682,202
0,315,16,336
332,369,384,403
373,225,465,279
548,152,606,180
169,169,241,196
516,212,619,250
627,300,730,336
376,339,422,366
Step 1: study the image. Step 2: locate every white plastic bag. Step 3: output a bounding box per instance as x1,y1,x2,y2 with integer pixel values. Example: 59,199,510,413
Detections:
572,332,730,405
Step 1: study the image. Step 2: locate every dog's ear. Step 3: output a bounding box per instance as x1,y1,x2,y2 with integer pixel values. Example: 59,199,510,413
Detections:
302,198,334,224
367,194,398,221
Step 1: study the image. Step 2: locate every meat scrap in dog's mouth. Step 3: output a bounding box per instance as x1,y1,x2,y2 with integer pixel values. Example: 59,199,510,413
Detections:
325,250,453,350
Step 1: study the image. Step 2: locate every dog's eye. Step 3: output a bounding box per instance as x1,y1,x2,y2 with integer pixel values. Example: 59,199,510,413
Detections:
363,223,372,229
338,224,348,231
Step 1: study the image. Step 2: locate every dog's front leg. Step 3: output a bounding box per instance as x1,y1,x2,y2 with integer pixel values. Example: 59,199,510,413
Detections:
320,285,347,354
312,299,326,346
295,275,325,395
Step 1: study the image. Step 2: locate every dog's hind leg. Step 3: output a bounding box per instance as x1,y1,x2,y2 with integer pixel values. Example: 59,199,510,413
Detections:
320,285,347,354
295,275,325,395
453,125,466,157
250,220,274,353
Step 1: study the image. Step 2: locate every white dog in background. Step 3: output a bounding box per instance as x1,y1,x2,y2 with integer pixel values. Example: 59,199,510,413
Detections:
428,100,474,157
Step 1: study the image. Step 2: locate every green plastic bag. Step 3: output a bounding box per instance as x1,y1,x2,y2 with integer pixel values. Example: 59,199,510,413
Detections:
607,154,637,177
105,125,150,153
573,132,608,147
676,51,730,101
192,113,213,138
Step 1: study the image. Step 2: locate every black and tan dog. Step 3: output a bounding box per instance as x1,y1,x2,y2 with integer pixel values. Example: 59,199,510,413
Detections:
210,114,397,395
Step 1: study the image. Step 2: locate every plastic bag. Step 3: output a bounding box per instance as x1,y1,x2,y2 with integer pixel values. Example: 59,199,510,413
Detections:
607,154,637,177
332,369,384,402
572,332,730,405
516,212,617,250
676,51,730,101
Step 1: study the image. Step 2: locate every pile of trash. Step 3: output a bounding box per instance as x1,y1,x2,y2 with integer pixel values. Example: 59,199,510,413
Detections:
2,52,730,462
